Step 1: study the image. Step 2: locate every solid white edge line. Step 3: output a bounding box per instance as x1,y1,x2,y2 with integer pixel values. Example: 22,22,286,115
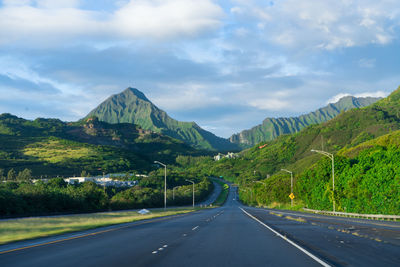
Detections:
240,207,331,267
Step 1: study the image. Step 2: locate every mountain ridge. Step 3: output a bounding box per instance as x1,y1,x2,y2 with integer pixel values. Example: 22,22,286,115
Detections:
229,95,381,147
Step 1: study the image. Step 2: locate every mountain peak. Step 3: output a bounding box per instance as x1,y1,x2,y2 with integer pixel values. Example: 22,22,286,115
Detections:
85,87,238,151
336,95,355,102
122,87,150,102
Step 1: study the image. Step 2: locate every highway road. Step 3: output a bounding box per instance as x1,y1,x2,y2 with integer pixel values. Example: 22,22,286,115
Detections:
1,186,399,267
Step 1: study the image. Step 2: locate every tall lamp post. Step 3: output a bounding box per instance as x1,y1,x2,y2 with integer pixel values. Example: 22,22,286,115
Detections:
311,149,335,212
281,169,293,207
173,186,180,201
154,161,167,210
186,179,195,207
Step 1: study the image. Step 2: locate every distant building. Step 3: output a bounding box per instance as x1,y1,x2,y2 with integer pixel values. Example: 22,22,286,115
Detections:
64,176,137,187
214,153,223,161
214,152,239,161
226,152,237,159
32,173,139,188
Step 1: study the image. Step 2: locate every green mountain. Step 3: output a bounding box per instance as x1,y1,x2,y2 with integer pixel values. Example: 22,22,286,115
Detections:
229,96,381,148
194,86,400,214
0,114,204,177
85,87,239,151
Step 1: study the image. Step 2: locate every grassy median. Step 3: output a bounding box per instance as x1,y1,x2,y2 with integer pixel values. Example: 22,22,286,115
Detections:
0,208,197,245
212,179,229,206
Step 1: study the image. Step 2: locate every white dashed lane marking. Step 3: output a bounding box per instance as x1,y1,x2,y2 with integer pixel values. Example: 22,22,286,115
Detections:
152,210,225,255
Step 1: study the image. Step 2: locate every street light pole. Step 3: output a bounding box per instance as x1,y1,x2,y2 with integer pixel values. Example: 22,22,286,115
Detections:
186,179,195,207
173,186,180,201
311,149,335,212
154,161,167,210
281,169,293,207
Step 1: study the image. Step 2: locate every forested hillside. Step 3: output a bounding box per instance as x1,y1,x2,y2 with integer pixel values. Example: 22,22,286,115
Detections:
181,87,400,214
0,114,205,177
229,96,380,148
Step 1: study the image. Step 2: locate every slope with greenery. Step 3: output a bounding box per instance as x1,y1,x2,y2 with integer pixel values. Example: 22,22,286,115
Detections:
85,87,239,151
0,113,206,177
229,96,380,148
180,87,400,215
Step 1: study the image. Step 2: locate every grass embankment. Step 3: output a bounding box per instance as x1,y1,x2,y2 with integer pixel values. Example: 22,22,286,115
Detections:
0,208,196,245
212,179,229,206
265,201,305,211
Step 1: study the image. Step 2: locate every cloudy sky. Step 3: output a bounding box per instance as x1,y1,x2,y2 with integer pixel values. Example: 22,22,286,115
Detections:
1,0,400,137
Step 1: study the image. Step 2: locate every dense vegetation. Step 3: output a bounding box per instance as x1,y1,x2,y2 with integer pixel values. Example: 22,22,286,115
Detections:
229,96,380,148
0,170,213,216
0,179,109,216
86,87,239,151
2,86,399,216
178,87,400,215
0,113,208,177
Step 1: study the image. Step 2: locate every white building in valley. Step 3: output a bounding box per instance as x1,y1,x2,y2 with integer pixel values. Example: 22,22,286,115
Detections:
214,152,239,161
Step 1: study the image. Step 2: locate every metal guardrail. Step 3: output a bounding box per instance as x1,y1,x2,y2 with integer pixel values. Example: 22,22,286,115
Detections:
303,208,400,221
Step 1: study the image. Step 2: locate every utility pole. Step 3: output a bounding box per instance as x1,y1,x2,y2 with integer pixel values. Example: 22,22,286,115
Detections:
186,179,195,207
281,169,293,207
173,186,180,200
154,161,167,210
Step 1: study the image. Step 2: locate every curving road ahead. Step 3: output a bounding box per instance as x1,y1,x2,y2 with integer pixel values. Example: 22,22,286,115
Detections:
1,186,399,267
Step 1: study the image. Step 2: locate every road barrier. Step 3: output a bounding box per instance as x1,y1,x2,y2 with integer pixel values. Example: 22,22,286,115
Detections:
303,208,400,221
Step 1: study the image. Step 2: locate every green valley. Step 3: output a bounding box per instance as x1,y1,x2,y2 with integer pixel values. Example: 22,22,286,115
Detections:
1,86,399,217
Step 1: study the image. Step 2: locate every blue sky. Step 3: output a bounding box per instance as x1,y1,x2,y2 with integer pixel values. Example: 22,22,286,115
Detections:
0,0,400,137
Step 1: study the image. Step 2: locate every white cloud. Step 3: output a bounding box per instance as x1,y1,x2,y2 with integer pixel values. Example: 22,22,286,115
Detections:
233,0,400,50
358,58,376,68
354,91,388,98
0,56,82,95
112,0,223,39
150,83,222,111
249,98,290,111
327,90,388,103
246,89,293,111
36,0,80,9
0,0,224,44
327,93,351,104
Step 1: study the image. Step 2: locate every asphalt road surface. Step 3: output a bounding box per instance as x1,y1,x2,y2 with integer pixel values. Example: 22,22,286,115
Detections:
1,186,399,267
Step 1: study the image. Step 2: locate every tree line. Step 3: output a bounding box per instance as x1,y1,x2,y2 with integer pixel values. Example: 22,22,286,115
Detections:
0,175,213,217
0,168,32,181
